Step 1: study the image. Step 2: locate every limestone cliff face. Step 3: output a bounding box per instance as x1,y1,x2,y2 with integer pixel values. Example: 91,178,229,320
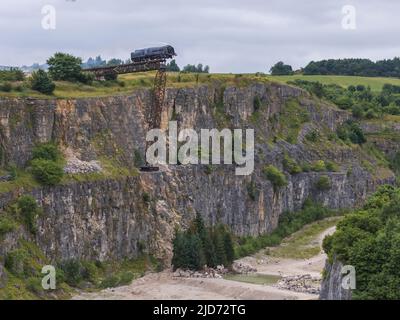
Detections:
0,82,395,264
320,258,352,300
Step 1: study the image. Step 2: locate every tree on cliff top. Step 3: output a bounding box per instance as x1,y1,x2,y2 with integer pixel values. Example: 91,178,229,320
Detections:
270,61,294,75
47,53,82,81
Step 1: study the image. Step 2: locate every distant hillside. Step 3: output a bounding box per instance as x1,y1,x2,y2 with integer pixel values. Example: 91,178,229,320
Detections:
0,63,47,73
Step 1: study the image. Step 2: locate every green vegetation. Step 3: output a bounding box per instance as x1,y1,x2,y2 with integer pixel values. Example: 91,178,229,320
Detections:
29,143,64,186
336,120,366,145
30,159,64,186
16,195,42,235
0,82,12,92
325,160,339,172
282,154,302,174
270,61,294,75
305,129,320,142
0,68,25,82
274,98,310,144
303,58,400,78
0,239,72,300
323,185,400,299
235,200,339,258
172,213,235,270
47,52,92,84
58,255,158,289
247,180,258,201
389,151,400,175
287,79,400,119
166,59,180,72
253,96,262,111
311,160,326,172
0,194,42,237
32,142,62,162
0,236,158,299
0,169,38,194
182,63,210,73
30,70,55,95
300,160,339,174
0,215,17,237
268,74,400,93
269,217,341,259
315,176,331,191
224,273,281,285
263,165,288,190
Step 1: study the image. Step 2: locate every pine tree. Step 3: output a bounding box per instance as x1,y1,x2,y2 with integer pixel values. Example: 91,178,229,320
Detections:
223,229,235,264
213,225,228,266
187,234,206,270
172,230,188,270
30,70,55,95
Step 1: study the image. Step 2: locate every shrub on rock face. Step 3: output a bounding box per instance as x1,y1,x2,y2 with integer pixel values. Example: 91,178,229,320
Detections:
337,120,366,145
263,165,288,190
30,159,64,186
311,160,326,172
282,155,302,174
32,142,61,162
0,215,17,236
315,176,331,191
17,195,42,234
325,160,339,172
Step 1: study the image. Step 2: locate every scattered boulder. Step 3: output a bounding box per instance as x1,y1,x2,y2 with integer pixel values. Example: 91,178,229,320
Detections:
0,175,12,182
64,158,102,174
275,274,321,295
232,262,257,274
172,266,229,279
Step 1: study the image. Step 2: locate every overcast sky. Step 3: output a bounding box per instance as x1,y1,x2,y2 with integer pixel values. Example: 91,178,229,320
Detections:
1,0,399,72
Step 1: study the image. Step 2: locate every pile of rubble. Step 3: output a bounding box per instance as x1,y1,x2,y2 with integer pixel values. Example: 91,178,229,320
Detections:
64,158,102,174
172,265,229,279
232,261,257,274
275,274,321,295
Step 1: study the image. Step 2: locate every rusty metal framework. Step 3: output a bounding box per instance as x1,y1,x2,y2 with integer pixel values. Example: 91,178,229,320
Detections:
83,58,169,172
150,65,167,129
83,59,165,80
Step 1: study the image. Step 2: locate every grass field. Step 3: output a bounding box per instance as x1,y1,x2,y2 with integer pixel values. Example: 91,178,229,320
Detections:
1,72,400,99
267,217,342,259
265,74,400,92
223,273,281,286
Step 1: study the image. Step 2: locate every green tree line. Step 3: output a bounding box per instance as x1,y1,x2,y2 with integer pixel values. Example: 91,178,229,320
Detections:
323,185,400,299
172,213,234,270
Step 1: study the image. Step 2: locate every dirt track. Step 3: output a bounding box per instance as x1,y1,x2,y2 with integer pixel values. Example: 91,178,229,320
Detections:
73,225,336,300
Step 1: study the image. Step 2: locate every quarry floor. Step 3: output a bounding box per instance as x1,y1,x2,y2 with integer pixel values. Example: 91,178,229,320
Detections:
73,222,336,300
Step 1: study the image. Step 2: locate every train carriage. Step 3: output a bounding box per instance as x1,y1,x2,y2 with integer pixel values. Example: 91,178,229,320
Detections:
131,45,176,63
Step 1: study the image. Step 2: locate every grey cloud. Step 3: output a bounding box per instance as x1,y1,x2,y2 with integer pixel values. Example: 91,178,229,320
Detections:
0,0,399,72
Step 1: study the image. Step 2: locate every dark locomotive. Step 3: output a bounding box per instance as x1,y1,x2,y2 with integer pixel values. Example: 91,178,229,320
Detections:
131,45,176,63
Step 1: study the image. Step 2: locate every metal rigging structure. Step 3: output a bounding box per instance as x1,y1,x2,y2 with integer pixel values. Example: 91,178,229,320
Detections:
83,57,169,172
